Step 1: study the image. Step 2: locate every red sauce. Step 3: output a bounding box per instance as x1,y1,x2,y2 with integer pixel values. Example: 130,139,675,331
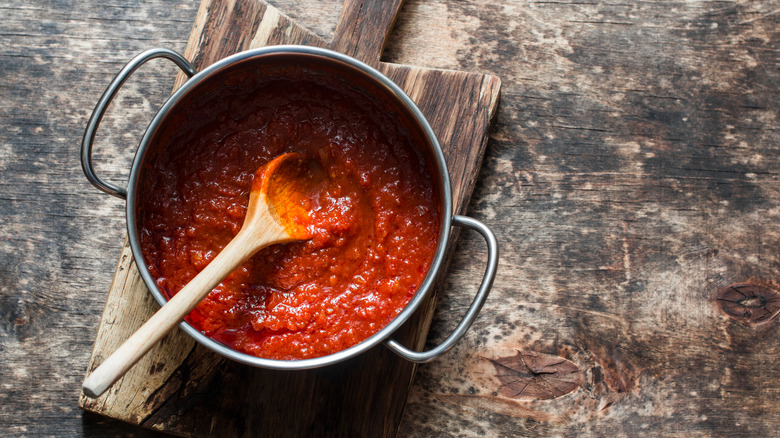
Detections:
138,65,440,360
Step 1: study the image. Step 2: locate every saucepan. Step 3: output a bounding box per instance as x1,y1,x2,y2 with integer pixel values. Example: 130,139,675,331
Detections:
81,46,498,369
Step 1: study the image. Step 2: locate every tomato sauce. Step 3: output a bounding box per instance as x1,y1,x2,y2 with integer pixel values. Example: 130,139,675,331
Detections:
138,65,440,360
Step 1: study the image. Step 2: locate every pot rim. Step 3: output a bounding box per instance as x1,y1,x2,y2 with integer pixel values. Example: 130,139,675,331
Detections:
126,45,453,370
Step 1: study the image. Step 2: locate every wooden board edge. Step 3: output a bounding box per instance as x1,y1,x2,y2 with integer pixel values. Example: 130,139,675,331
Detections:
78,238,132,410
459,72,502,214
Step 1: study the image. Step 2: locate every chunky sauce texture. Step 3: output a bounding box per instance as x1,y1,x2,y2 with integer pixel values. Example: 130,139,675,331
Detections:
138,66,440,360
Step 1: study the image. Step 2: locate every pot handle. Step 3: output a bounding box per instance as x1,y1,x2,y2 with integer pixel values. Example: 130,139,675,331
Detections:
80,48,197,200
385,215,498,363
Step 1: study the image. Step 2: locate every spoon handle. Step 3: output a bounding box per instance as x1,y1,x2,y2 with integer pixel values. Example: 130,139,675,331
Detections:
82,230,271,398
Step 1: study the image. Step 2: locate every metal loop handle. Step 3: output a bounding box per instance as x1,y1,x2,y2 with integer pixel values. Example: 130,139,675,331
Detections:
385,215,498,363
80,48,197,199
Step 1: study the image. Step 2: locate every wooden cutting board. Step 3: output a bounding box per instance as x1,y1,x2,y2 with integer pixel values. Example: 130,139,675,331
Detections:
79,0,500,436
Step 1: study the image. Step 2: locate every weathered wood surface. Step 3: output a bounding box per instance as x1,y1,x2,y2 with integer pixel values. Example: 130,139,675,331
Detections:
76,1,501,436
2,0,780,436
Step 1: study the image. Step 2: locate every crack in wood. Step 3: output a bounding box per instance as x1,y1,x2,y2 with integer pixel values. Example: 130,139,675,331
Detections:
716,282,780,325
486,350,582,401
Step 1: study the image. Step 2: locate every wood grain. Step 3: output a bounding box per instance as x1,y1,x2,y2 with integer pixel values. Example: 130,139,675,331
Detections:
2,0,780,436
331,0,404,66
392,1,780,436
77,0,500,436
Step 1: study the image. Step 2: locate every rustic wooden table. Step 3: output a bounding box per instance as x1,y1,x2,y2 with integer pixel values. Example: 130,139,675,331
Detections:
2,0,779,436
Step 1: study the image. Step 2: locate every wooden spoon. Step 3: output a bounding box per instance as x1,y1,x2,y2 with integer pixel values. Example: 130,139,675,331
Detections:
82,152,321,398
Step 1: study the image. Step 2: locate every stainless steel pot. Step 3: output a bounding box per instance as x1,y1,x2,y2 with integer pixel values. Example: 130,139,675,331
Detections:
81,46,498,369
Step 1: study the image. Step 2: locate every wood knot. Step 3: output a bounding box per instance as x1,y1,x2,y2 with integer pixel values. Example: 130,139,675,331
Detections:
487,350,581,400
716,283,780,325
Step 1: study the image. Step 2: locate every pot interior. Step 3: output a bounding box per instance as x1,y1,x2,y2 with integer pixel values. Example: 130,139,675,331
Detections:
129,48,451,368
